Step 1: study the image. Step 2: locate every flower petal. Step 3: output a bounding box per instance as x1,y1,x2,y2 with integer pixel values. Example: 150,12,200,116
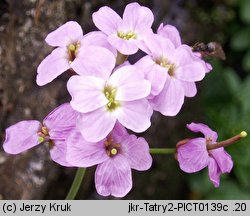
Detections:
36,47,70,86
157,23,182,47
3,120,41,154
183,47,213,73
177,138,209,173
43,103,79,140
82,31,117,56
108,35,138,55
95,155,132,197
111,122,129,142
66,129,108,167
92,6,122,35
141,32,175,57
181,81,197,97
208,157,221,187
71,45,115,79
151,77,184,116
175,62,205,82
135,55,167,97
187,122,218,142
122,2,154,31
67,75,108,113
116,99,152,133
77,108,116,142
108,65,151,101
210,148,233,173
50,140,73,167
122,135,152,170
45,21,83,47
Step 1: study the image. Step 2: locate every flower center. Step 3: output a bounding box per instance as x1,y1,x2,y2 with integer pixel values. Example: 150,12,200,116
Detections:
105,137,121,157
155,57,176,77
67,42,80,63
37,126,50,143
117,31,137,40
103,85,120,112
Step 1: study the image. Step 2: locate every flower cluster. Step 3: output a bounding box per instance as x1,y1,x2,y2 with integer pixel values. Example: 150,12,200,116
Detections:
2,2,246,198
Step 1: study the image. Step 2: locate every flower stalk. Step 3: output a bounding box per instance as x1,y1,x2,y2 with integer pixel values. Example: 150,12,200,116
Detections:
65,168,86,200
150,148,176,154
207,131,247,150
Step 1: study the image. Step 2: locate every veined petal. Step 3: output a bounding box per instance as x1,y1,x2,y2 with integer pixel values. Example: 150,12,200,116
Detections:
181,81,197,97
141,32,175,57
36,47,70,86
3,120,41,154
157,23,182,48
95,155,132,197
151,77,184,116
172,45,194,66
175,62,205,82
43,103,79,140
209,148,233,173
116,99,152,133
50,140,73,167
110,122,129,143
121,135,152,171
108,35,138,55
77,109,116,142
208,157,221,187
82,31,117,56
122,2,154,31
71,45,115,80
177,138,209,173
67,75,108,113
92,6,122,35
108,65,151,101
45,21,83,47
187,122,218,142
66,129,108,167
135,55,168,97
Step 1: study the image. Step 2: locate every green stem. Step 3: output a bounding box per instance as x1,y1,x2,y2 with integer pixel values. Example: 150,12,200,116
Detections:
150,148,176,154
65,168,86,200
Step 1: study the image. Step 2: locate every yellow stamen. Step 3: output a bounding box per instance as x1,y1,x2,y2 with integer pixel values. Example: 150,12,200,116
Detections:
117,31,137,40
110,148,118,155
38,137,44,143
103,86,120,111
69,44,76,51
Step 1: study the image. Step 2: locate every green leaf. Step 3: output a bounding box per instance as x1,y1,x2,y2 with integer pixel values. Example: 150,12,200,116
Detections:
224,68,240,94
207,180,250,199
234,165,250,188
230,28,250,51
239,0,250,24
243,50,250,72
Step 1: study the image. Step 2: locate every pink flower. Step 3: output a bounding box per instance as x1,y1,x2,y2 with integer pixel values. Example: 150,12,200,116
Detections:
66,123,152,197
37,21,115,85
176,123,233,187
157,23,212,73
67,63,152,142
136,33,206,116
3,103,79,167
92,2,154,55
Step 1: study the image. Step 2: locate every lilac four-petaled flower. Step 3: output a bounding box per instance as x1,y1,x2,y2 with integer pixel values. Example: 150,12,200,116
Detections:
36,21,116,86
66,123,152,197
3,103,79,167
176,123,233,187
136,33,206,116
67,60,153,142
92,2,154,55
